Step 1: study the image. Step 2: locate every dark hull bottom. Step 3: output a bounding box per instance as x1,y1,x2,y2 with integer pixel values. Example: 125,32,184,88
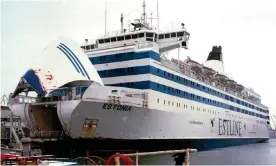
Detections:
42,138,269,158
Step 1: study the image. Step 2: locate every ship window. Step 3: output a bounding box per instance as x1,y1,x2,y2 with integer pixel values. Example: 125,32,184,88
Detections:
139,33,144,38
81,46,85,49
168,101,170,105
165,33,170,38
91,45,95,49
171,33,176,37
98,39,104,44
157,98,159,103
177,31,184,37
146,33,154,37
125,35,131,40
157,69,159,73
146,38,153,41
154,33,157,38
164,100,166,105
118,36,124,41
85,45,90,50
159,34,164,39
132,34,138,39
111,37,116,42
104,38,110,43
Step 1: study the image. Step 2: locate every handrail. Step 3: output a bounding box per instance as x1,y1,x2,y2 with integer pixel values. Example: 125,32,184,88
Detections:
113,148,197,166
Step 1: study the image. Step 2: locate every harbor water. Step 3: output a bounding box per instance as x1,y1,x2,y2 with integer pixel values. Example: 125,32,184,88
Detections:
137,139,276,165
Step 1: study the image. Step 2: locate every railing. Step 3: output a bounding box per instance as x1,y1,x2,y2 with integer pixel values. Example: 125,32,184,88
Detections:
32,131,62,138
113,149,197,165
9,95,37,105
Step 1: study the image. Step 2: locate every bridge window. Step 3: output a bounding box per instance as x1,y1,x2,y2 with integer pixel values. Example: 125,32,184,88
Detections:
146,38,153,41
132,34,138,39
165,33,170,38
118,36,124,41
111,37,116,42
125,35,131,40
159,34,164,39
139,33,144,38
171,33,176,37
85,45,90,50
104,38,110,43
98,39,104,44
146,33,154,37
177,31,184,37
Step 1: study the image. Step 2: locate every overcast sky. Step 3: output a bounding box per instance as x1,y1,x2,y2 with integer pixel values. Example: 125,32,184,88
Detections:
1,0,276,114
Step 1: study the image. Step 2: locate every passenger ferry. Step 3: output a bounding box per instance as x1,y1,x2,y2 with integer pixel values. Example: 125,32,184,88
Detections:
10,0,270,157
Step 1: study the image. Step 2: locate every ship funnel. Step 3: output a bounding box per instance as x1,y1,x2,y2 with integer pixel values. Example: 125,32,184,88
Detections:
204,45,225,75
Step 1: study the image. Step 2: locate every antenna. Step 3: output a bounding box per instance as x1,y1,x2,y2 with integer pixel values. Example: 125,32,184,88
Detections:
142,0,146,24
120,13,124,33
105,0,107,34
150,13,153,29
157,0,159,31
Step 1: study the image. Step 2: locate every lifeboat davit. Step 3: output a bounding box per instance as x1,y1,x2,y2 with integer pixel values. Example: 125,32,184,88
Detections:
236,84,245,91
186,58,202,73
202,66,216,76
215,73,228,82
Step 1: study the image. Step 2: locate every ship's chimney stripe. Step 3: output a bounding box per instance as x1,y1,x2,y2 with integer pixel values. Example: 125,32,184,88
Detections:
56,46,81,75
58,44,86,78
60,43,91,80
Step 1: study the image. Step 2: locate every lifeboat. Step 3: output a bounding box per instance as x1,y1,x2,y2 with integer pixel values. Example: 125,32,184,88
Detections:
227,79,237,88
236,84,245,91
202,66,216,76
215,73,228,82
186,59,202,73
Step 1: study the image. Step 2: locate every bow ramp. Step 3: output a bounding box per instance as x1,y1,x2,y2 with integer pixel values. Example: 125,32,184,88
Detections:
12,36,103,97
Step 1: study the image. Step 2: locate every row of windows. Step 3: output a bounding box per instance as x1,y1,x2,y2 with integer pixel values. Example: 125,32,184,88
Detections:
156,99,270,124
108,81,269,120
156,67,268,113
154,82,268,118
157,98,221,115
158,31,185,39
93,31,186,46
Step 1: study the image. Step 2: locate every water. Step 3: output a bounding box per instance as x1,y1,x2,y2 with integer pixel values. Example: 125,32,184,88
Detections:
137,139,276,165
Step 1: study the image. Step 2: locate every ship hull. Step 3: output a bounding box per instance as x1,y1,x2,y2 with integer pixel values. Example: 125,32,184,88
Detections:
65,99,269,140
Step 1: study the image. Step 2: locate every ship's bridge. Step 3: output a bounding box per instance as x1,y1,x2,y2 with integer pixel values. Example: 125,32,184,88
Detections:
81,26,190,54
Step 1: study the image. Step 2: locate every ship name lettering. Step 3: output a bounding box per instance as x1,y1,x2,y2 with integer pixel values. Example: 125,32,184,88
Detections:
102,103,132,112
218,118,241,136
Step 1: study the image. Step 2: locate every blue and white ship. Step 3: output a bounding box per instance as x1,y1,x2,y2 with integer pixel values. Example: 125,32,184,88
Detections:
10,0,270,157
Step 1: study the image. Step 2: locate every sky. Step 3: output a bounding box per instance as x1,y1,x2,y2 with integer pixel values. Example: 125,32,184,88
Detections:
1,0,276,115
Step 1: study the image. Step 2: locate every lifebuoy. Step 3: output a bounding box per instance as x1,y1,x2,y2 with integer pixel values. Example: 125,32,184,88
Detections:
106,154,134,165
